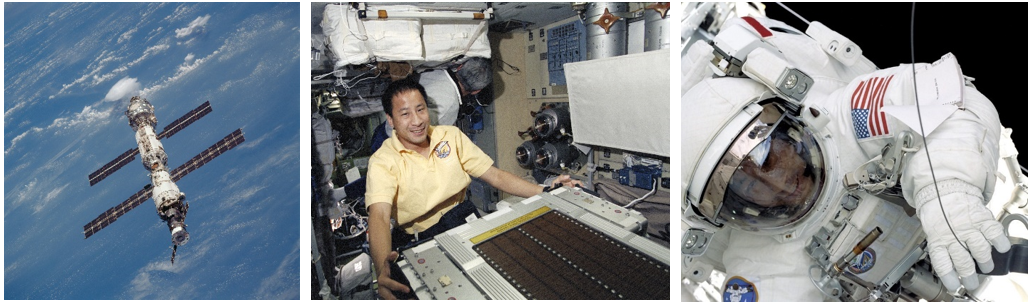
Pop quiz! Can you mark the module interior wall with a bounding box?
[489,31,561,200]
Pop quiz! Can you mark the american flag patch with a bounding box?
[851,75,894,139]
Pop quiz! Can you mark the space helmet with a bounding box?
[683,77,828,237]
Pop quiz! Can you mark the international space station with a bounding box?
[83,96,245,264]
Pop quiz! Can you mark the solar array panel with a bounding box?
[170,128,245,182]
[157,101,212,140]
[82,128,244,239]
[83,186,151,239]
[88,148,139,186]
[87,101,211,186]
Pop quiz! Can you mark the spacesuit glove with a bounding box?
[914,179,1011,293]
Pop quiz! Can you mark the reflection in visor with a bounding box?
[718,114,824,232]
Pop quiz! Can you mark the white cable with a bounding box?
[908,3,967,253]
[623,177,659,209]
[807,264,838,300]
[313,69,343,81]
[338,198,367,239]
[775,2,810,25]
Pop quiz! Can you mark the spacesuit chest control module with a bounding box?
[681,15,1027,302]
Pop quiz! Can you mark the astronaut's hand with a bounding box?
[376,251,411,300]
[915,180,1010,293]
[550,174,583,189]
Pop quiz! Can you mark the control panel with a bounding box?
[547,19,587,86]
[396,187,668,300]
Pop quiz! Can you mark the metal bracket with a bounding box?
[709,44,744,77]
[775,68,813,103]
[844,131,918,194]
[682,228,715,257]
[807,227,834,266]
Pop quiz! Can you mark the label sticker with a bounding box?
[723,276,758,302]
[848,248,877,274]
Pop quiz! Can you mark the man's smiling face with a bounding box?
[386,89,431,151]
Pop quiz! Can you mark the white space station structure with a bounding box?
[126,97,190,245]
[84,96,245,263]
[681,4,1027,302]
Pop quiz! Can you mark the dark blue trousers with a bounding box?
[391,199,480,250]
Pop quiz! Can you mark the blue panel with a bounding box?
[547,20,586,86]
[615,165,663,190]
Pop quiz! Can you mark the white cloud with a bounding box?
[139,48,219,97]
[104,77,141,101]
[177,59,201,74]
[95,44,169,84]
[184,53,195,63]
[164,4,195,22]
[118,28,138,43]
[145,26,164,42]
[129,272,155,298]
[237,125,277,149]
[220,186,266,210]
[47,38,168,101]
[47,104,114,134]
[44,184,66,201]
[9,89,125,156]
[217,59,278,93]
[142,11,294,98]
[15,179,38,204]
[7,163,31,179]
[175,15,210,39]
[5,100,28,120]
[4,261,20,285]
[144,43,171,54]
[2,176,70,218]
[128,259,188,299]
[218,138,298,192]
[128,234,207,299]
[54,51,122,97]
[5,127,43,155]
[34,183,70,214]
[255,242,300,299]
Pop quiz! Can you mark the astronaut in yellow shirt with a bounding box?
[365,78,580,299]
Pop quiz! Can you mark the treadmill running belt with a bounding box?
[473,211,668,299]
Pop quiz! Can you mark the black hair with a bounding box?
[381,77,429,117]
[455,56,492,93]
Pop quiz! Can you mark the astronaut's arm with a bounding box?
[367,202,409,299]
[900,84,1011,292]
[478,166,581,197]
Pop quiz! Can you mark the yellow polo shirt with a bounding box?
[365,125,493,234]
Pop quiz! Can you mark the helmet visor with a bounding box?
[709,104,825,232]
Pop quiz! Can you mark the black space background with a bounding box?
[764,2,1027,169]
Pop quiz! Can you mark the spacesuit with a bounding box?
[419,69,462,127]
[682,16,1011,301]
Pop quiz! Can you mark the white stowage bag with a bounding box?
[321,4,423,67]
[422,20,491,66]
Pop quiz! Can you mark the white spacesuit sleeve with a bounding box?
[900,83,1011,292]
[681,40,715,96]
[900,84,1002,205]
[419,69,461,126]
